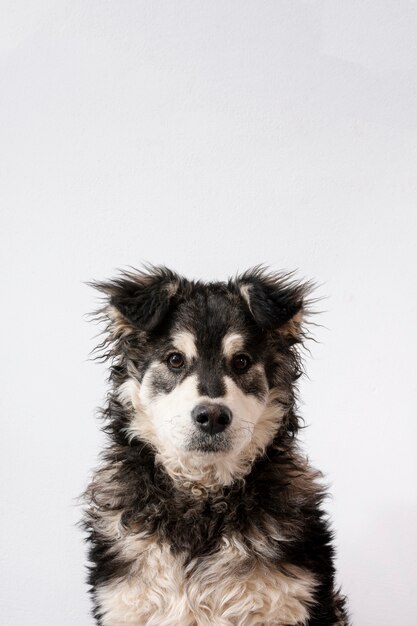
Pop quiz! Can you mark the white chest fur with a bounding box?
[95,534,316,626]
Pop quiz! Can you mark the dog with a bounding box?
[83,265,348,625]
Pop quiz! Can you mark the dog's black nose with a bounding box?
[191,403,232,435]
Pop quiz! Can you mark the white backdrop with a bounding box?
[1,2,417,625]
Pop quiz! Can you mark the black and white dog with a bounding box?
[83,265,348,625]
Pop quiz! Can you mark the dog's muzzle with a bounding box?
[191,403,232,435]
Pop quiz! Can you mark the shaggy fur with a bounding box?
[83,265,349,625]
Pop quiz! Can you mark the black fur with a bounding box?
[83,265,349,625]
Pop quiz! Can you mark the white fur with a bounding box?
[118,371,285,489]
[124,367,260,451]
[96,534,316,626]
[95,541,193,626]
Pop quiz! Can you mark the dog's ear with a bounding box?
[91,266,182,333]
[236,267,311,340]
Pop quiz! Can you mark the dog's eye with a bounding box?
[167,352,185,370]
[231,353,251,373]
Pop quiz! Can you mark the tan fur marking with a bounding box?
[171,330,198,359]
[279,309,304,338]
[239,284,253,314]
[107,304,136,337]
[165,280,179,298]
[222,332,246,358]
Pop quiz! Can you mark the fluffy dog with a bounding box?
[83,265,348,625]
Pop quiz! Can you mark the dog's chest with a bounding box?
[96,534,316,626]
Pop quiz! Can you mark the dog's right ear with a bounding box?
[90,266,182,334]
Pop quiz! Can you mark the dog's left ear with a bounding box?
[236,267,310,341]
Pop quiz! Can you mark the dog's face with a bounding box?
[95,267,308,478]
[134,293,271,457]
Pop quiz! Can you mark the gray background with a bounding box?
[1,2,416,624]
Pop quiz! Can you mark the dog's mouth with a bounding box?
[186,432,231,454]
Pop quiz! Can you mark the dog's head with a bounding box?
[92,266,311,484]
